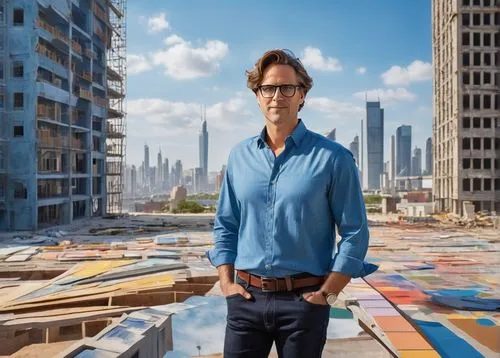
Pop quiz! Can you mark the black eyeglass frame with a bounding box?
[253,84,305,98]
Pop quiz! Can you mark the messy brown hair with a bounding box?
[246,49,313,111]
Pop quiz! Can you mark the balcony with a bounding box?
[94,96,107,108]
[71,137,86,151]
[37,43,69,68]
[73,87,92,101]
[94,26,107,45]
[74,70,92,83]
[71,40,82,55]
[36,18,69,45]
[92,3,109,25]
[84,48,96,59]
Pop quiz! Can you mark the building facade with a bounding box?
[432,0,499,214]
[396,125,412,176]
[412,147,422,176]
[0,0,126,230]
[362,101,384,190]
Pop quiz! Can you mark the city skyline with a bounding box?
[125,1,433,171]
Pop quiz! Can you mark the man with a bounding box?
[207,49,377,358]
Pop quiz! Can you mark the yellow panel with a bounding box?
[400,350,440,358]
[68,260,136,279]
[106,274,175,291]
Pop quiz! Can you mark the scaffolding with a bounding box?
[105,0,126,214]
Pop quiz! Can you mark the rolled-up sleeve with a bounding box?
[206,155,240,268]
[328,150,378,278]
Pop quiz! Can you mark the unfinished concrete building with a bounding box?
[432,0,500,215]
[0,0,126,230]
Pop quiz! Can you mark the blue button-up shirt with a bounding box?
[207,120,377,278]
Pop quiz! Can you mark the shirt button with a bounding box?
[265,264,271,270]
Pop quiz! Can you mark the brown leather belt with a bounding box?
[237,270,325,292]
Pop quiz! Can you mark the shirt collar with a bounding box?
[257,119,307,148]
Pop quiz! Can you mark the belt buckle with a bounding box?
[260,277,276,292]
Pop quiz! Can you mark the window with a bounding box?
[463,0,470,5]
[463,94,470,109]
[473,94,480,109]
[473,158,481,169]
[484,72,491,84]
[13,62,23,78]
[484,159,491,169]
[463,137,471,150]
[463,117,471,128]
[496,138,500,150]
[495,33,500,47]
[484,33,491,47]
[463,72,470,84]
[0,94,4,108]
[463,32,470,46]
[13,125,24,137]
[484,53,491,65]
[463,13,470,26]
[473,52,481,66]
[484,178,491,191]
[473,137,481,150]
[14,93,23,109]
[14,182,27,199]
[0,61,3,79]
[13,8,23,26]
[484,117,491,128]
[496,94,499,110]
[463,158,471,169]
[484,94,491,109]
[496,159,500,169]
[473,178,481,191]
[463,178,471,191]
[473,71,480,85]
[495,12,500,26]
[484,137,492,149]
[463,53,470,66]
[473,117,481,128]
[473,32,481,46]
[484,13,490,25]
[473,0,480,5]
[484,0,490,5]
[495,178,500,191]
[473,13,481,25]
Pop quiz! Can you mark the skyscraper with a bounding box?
[432,0,499,214]
[361,102,384,190]
[389,135,395,190]
[131,165,137,197]
[157,147,162,186]
[199,111,208,192]
[425,137,432,175]
[163,158,169,189]
[144,144,150,185]
[349,135,359,164]
[412,147,422,176]
[0,0,126,230]
[175,160,183,186]
[325,128,336,141]
[396,125,412,176]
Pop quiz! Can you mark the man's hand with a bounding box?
[221,282,252,300]
[302,290,328,305]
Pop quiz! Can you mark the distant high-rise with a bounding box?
[396,125,412,176]
[163,158,169,189]
[131,165,137,197]
[157,147,162,185]
[349,135,359,164]
[325,128,336,141]
[412,147,422,176]
[432,0,499,214]
[425,137,432,175]
[144,144,150,184]
[362,102,384,190]
[389,135,395,189]
[199,109,208,192]
[175,160,183,186]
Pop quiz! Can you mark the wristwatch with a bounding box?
[321,290,338,305]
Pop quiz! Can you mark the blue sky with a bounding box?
[126,0,433,172]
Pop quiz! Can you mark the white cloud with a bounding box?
[127,94,255,136]
[164,34,186,46]
[381,60,432,86]
[301,47,342,72]
[127,54,152,75]
[307,97,364,118]
[152,37,229,80]
[356,67,367,75]
[352,88,417,102]
[147,12,170,33]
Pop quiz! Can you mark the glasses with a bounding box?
[255,84,304,98]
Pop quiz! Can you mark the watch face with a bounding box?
[326,293,337,305]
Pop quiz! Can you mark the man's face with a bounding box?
[256,64,304,128]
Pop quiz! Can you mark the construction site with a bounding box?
[0,0,126,231]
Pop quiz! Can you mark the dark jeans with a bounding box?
[224,277,330,358]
